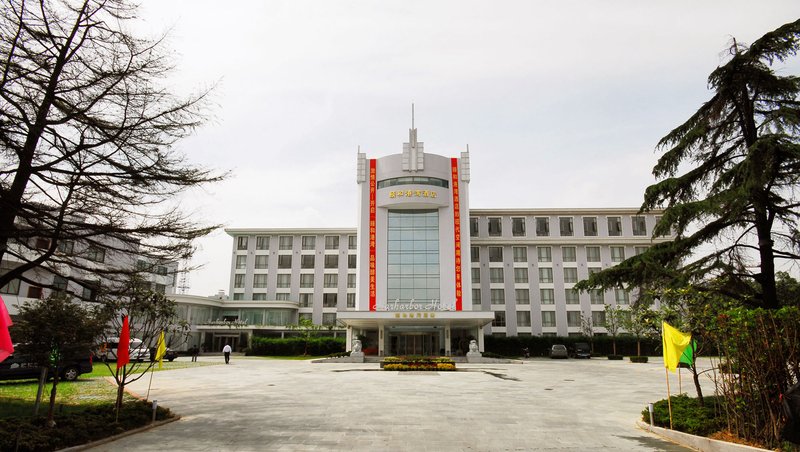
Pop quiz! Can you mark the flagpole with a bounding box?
[662,324,674,429]
[146,363,155,401]
[678,366,682,394]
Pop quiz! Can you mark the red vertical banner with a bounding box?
[451,158,462,311]
[369,159,377,311]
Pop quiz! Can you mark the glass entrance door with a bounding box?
[391,333,439,356]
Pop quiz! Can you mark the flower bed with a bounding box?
[381,356,456,371]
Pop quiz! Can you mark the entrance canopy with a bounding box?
[336,310,494,330]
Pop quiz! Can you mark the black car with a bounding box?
[573,342,591,359]
[0,353,93,381]
[149,347,178,362]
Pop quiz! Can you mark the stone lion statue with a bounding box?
[468,339,479,353]
[352,339,362,353]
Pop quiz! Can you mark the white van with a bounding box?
[96,337,149,362]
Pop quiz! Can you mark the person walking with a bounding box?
[222,343,232,364]
[191,345,199,362]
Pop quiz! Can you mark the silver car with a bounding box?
[549,344,568,359]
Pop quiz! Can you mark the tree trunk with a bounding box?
[612,339,617,355]
[46,371,60,426]
[637,339,641,357]
[691,362,704,407]
[33,367,47,415]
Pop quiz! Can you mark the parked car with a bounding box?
[573,342,591,359]
[95,337,149,362]
[549,344,569,359]
[149,347,178,362]
[0,353,93,381]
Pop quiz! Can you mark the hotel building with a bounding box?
[175,126,672,355]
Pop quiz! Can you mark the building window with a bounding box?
[86,246,105,263]
[538,268,553,283]
[301,236,316,250]
[492,311,506,327]
[299,274,314,288]
[562,246,576,262]
[278,255,292,269]
[469,217,479,237]
[232,293,244,301]
[347,273,356,288]
[279,236,293,250]
[255,255,268,269]
[563,268,578,284]
[586,246,601,262]
[540,288,554,304]
[559,217,573,236]
[234,274,245,288]
[535,217,549,236]
[347,293,355,308]
[322,313,337,326]
[512,217,526,237]
[256,236,269,250]
[488,217,502,237]
[583,217,598,236]
[301,255,315,269]
[325,236,339,250]
[1,277,21,295]
[323,293,337,307]
[470,246,480,263]
[516,289,530,305]
[654,215,668,237]
[490,289,505,305]
[632,216,647,236]
[590,289,605,304]
[488,247,503,263]
[57,240,74,254]
[299,293,313,307]
[235,255,247,269]
[323,274,338,288]
[348,255,357,269]
[53,275,68,293]
[615,289,630,305]
[155,265,168,275]
[567,311,581,327]
[253,274,268,288]
[237,236,248,250]
[610,246,625,262]
[270,293,286,301]
[541,311,556,327]
[516,311,531,327]
[81,281,98,301]
[154,283,166,294]
[471,268,480,284]
[512,247,527,263]
[253,293,267,301]
[324,255,338,269]
[588,267,602,276]
[608,217,622,236]
[348,235,357,250]
[537,246,551,263]
[472,289,481,305]
[489,268,504,283]
[592,311,606,326]
[298,313,312,323]
[514,268,528,284]
[565,288,580,304]
[635,246,649,256]
[277,274,291,288]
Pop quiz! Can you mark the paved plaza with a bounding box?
[88,356,715,451]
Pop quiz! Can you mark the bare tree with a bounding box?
[0,0,223,293]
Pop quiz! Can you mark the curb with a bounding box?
[635,420,770,452]
[58,415,181,451]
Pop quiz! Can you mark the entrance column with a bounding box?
[378,324,385,357]
[444,324,451,356]
[346,326,353,352]
[477,326,485,352]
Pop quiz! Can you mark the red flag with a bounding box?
[0,295,13,363]
[116,316,130,369]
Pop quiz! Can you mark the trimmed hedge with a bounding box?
[642,395,724,436]
[629,356,649,363]
[248,336,346,356]
[484,335,661,357]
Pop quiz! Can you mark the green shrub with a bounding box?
[642,395,723,436]
[607,354,624,360]
[249,336,345,356]
[629,356,649,363]
[484,334,661,357]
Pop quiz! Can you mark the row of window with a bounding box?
[472,267,604,284]
[472,287,629,305]
[31,238,107,263]
[232,292,358,309]
[471,245,648,263]
[473,216,654,238]
[234,273,357,289]
[236,235,357,251]
[235,254,357,270]
[493,310,611,328]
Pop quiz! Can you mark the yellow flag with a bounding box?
[662,322,691,372]
[155,331,166,369]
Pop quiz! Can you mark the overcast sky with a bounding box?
[135,1,800,296]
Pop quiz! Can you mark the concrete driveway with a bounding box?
[88,356,711,451]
